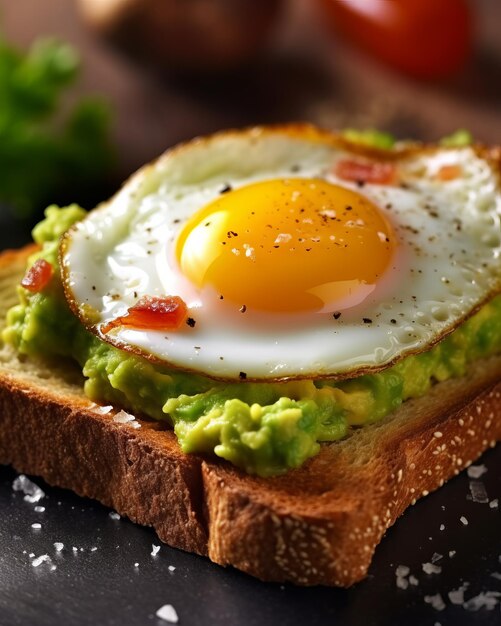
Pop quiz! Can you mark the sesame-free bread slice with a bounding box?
[1,246,501,586]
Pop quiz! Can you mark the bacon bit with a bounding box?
[436,164,462,181]
[335,159,396,185]
[21,259,54,292]
[101,296,188,334]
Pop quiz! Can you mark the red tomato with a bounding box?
[319,0,473,79]
[21,259,54,293]
[101,296,188,334]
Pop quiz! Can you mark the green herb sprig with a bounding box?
[0,35,113,216]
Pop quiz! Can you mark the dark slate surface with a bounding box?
[0,447,500,625]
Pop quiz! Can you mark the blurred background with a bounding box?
[0,0,500,240]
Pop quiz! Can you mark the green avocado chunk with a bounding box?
[4,206,501,476]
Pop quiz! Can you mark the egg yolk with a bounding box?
[176,178,395,313]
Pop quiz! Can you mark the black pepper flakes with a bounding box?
[220,184,232,194]
[390,319,397,324]
[186,317,196,328]
[363,318,372,324]
[239,305,247,313]
[239,371,247,380]
[333,312,341,320]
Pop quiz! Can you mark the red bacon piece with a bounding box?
[101,295,188,334]
[436,164,462,181]
[21,259,54,293]
[335,159,396,185]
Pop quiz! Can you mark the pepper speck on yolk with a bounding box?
[176,178,395,313]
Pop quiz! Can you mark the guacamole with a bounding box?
[4,206,501,476]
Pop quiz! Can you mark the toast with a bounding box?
[1,245,501,586]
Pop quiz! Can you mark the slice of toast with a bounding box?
[1,246,500,586]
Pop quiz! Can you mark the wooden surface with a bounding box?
[1,0,501,182]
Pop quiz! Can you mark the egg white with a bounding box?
[60,128,501,380]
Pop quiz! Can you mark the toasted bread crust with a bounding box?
[0,247,500,586]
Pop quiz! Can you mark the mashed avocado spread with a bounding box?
[4,205,501,476]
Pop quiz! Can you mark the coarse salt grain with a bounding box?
[12,475,45,503]
[467,464,487,479]
[34,506,45,513]
[151,544,161,556]
[489,499,499,509]
[422,562,442,575]
[490,572,501,581]
[32,555,49,567]
[112,409,141,428]
[156,604,179,623]
[409,575,419,586]
[395,565,410,577]
[460,516,468,526]
[469,480,489,504]
[448,583,469,605]
[449,551,456,558]
[168,565,176,572]
[463,591,501,611]
[431,553,443,564]
[32,554,56,571]
[96,405,113,414]
[396,576,408,590]
[53,542,64,552]
[424,594,446,611]
[439,524,445,531]
[109,512,121,520]
[31,523,41,530]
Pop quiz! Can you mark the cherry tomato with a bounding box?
[319,0,473,79]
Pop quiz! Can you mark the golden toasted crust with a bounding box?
[0,247,500,586]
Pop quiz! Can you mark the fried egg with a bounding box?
[60,125,501,381]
